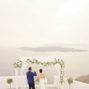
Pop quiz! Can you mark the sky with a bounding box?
[0,0,89,47]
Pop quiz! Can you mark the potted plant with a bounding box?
[7,78,13,89]
[67,77,73,89]
[35,77,39,82]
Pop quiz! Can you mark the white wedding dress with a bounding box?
[39,78,46,89]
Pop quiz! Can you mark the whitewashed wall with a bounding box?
[0,76,28,89]
[63,79,89,89]
[0,76,89,89]
[0,76,55,89]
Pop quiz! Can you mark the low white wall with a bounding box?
[72,80,89,89]
[0,76,28,89]
[0,76,89,89]
[0,76,15,89]
[0,76,55,89]
[63,79,89,89]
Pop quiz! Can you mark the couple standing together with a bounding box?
[26,67,46,89]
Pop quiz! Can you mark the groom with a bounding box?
[26,67,37,89]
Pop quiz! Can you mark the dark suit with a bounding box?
[26,71,37,89]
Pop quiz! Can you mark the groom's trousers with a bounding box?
[29,83,35,89]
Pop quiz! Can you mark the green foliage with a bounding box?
[7,78,13,88]
[13,59,22,68]
[35,77,39,82]
[67,77,73,85]
[67,77,73,89]
[60,59,65,84]
[14,58,64,68]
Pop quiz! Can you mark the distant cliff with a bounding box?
[76,74,89,84]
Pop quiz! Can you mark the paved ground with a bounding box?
[8,87,57,89]
[8,87,58,89]
[36,87,57,89]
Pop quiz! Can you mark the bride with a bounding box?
[38,69,46,89]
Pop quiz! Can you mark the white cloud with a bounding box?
[57,0,89,17]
